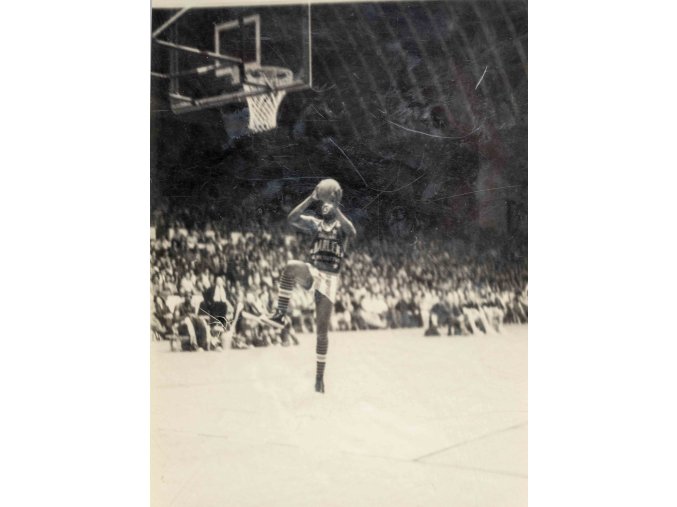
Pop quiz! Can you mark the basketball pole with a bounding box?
[308,3,312,89]
[154,39,242,64]
[152,7,190,39]
[238,15,246,86]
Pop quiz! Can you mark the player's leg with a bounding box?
[265,260,312,328]
[314,291,333,394]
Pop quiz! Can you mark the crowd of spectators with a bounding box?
[150,205,528,349]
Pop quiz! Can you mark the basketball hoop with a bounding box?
[242,66,294,132]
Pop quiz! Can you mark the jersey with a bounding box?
[292,214,347,274]
[309,219,347,273]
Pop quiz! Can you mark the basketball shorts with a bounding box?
[306,263,340,303]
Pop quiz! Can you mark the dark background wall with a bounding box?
[151,0,527,244]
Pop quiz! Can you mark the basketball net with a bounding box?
[242,66,294,133]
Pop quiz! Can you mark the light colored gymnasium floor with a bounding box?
[151,325,527,507]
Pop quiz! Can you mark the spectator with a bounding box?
[152,295,173,339]
[481,289,506,333]
[174,315,223,351]
[332,291,352,331]
[359,288,388,329]
[173,293,196,324]
[447,291,466,336]
[197,269,212,292]
[202,276,232,326]
[510,290,528,323]
[179,272,196,296]
[419,288,437,333]
[162,274,178,298]
[150,204,528,345]
[424,295,445,337]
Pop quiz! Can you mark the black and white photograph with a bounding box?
[150,0,527,505]
[7,1,677,506]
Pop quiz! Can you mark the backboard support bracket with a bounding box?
[151,5,312,117]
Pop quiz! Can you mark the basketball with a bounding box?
[315,178,342,203]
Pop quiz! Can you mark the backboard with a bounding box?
[151,5,312,114]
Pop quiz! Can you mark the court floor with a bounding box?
[151,325,527,507]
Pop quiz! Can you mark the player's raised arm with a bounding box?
[288,188,320,232]
[335,207,357,238]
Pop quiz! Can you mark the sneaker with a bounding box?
[261,310,287,330]
[315,378,325,394]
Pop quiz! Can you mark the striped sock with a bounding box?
[316,333,328,380]
[276,269,296,315]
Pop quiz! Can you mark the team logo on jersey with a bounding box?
[310,222,344,272]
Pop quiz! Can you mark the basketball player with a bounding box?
[263,182,356,393]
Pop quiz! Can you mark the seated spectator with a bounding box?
[299,290,315,333]
[385,292,400,328]
[394,294,412,328]
[359,289,388,329]
[186,229,198,251]
[428,293,450,335]
[331,291,352,331]
[245,290,273,347]
[348,289,365,329]
[151,314,165,341]
[197,269,212,292]
[460,291,487,334]
[481,289,505,333]
[447,292,466,336]
[152,295,173,340]
[233,295,259,348]
[179,272,196,295]
[172,294,197,340]
[257,326,277,347]
[231,334,249,349]
[209,254,226,278]
[173,293,197,327]
[151,203,528,339]
[162,274,178,297]
[202,276,232,326]
[238,291,297,347]
[172,315,223,352]
[510,290,528,323]
[289,292,305,334]
[411,291,424,328]
[423,313,441,336]
[419,289,437,333]
[258,286,274,314]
